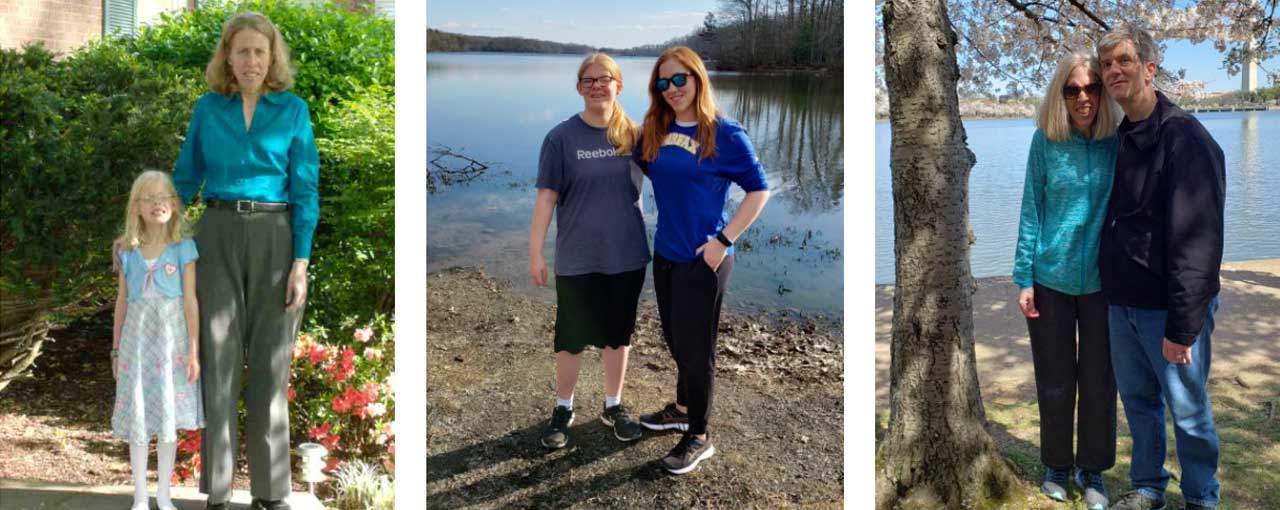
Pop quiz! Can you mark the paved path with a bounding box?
[0,479,325,510]
[876,258,1280,407]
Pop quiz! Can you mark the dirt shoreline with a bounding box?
[427,267,844,509]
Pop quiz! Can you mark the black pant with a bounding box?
[653,252,733,436]
[1027,283,1117,471]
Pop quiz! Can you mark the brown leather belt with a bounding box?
[206,199,289,213]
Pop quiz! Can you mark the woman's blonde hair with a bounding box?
[641,46,721,162]
[205,11,294,95]
[1036,53,1118,142]
[578,53,638,155]
[119,170,185,250]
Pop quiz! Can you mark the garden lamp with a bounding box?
[297,442,329,493]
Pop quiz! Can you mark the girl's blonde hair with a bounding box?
[578,53,639,155]
[205,11,295,95]
[1036,53,1119,142]
[119,170,185,250]
[641,46,721,163]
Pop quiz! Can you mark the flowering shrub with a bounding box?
[173,318,395,483]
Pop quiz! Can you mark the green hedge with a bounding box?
[1,0,393,353]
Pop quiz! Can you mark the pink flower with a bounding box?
[366,402,387,418]
[307,344,328,365]
[287,387,296,401]
[353,327,374,343]
[324,457,342,472]
[308,423,332,440]
[363,348,383,362]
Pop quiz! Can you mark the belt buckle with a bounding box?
[235,200,253,213]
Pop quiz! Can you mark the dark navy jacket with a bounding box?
[1100,91,1225,345]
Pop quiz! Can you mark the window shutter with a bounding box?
[103,0,137,37]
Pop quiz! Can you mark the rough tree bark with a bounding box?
[876,0,1020,508]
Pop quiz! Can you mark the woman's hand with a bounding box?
[1017,287,1040,318]
[285,260,309,312]
[186,357,201,382]
[696,237,729,272]
[529,253,549,287]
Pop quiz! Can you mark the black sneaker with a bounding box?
[601,403,643,441]
[1108,490,1166,510]
[1074,469,1109,510]
[540,405,574,449]
[640,403,689,432]
[659,432,715,474]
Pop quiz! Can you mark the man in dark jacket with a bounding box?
[1096,25,1226,510]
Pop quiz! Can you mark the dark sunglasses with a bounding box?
[1062,83,1103,99]
[655,73,690,92]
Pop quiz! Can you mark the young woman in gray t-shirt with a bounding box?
[528,53,651,449]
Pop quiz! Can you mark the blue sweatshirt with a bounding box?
[1012,128,1117,296]
[638,117,769,263]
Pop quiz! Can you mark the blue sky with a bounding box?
[1163,39,1278,93]
[427,0,719,49]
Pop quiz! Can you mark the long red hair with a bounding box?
[641,46,720,163]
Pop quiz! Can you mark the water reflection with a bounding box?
[426,53,846,315]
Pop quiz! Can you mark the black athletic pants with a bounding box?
[1027,282,1117,471]
[653,252,733,436]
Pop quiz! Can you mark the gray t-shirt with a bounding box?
[536,114,651,276]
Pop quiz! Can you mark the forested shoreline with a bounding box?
[428,0,843,72]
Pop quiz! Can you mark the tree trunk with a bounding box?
[876,0,1019,508]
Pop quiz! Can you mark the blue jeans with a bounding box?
[1109,296,1220,508]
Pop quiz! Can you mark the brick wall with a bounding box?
[0,0,103,55]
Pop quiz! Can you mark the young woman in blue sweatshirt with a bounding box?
[1012,52,1119,510]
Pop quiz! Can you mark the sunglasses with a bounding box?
[655,73,690,92]
[1062,83,1103,100]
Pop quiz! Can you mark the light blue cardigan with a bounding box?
[1012,128,1117,296]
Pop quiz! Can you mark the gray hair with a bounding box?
[1098,24,1160,65]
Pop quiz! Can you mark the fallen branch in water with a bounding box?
[428,145,489,192]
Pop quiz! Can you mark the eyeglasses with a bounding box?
[1062,83,1103,100]
[136,193,175,205]
[655,73,690,92]
[578,76,615,88]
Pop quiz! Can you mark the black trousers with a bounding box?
[1026,282,1117,471]
[653,252,733,436]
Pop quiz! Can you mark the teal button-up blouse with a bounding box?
[173,91,320,259]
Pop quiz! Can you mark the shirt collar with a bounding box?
[220,90,287,106]
[1118,90,1170,151]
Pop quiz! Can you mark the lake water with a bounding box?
[875,111,1280,284]
[427,52,844,316]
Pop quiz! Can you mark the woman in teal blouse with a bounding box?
[171,12,318,510]
[1012,53,1118,510]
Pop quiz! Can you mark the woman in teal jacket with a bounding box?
[1012,52,1118,510]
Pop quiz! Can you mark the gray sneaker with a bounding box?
[1041,466,1071,501]
[1074,469,1109,510]
[600,404,643,442]
[1108,490,1166,510]
[659,433,715,474]
[540,405,574,449]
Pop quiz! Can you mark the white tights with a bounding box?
[130,440,177,510]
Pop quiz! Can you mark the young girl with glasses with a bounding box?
[634,46,770,474]
[529,52,651,449]
[111,170,204,510]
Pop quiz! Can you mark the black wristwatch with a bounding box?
[715,231,733,248]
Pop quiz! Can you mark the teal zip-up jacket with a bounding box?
[1012,128,1117,295]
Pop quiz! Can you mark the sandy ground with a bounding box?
[876,258,1280,509]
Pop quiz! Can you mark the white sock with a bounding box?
[605,394,621,408]
[130,442,149,509]
[156,441,177,508]
[556,395,573,410]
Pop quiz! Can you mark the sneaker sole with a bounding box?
[599,414,642,442]
[540,414,574,448]
[640,420,689,432]
[664,444,715,475]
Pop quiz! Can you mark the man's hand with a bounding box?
[285,260,309,312]
[1163,338,1192,365]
